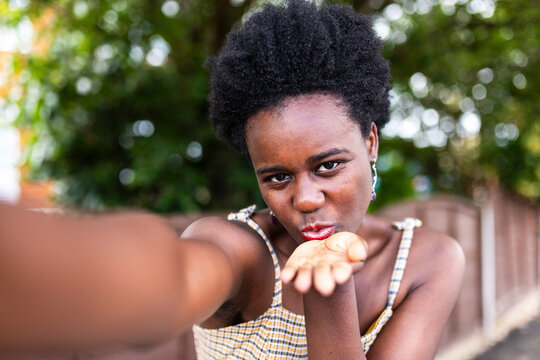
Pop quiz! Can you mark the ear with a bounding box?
[365,123,379,162]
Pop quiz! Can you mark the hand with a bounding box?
[281,232,368,296]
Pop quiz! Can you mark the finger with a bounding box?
[294,264,313,294]
[282,256,308,284]
[314,262,335,296]
[347,239,368,262]
[351,261,365,273]
[332,261,353,284]
[281,263,300,284]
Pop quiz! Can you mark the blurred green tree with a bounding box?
[373,0,539,210]
[1,0,538,212]
[4,0,264,212]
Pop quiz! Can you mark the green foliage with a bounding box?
[5,0,263,212]
[375,0,540,205]
[2,0,539,212]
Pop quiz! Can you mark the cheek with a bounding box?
[334,168,372,216]
[259,185,286,211]
[340,167,372,200]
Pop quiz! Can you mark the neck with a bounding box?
[254,211,299,259]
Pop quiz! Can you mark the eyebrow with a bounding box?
[255,148,351,176]
[307,148,351,163]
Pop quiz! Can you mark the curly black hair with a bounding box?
[207,0,391,155]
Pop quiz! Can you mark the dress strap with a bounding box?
[227,205,283,308]
[387,217,422,308]
[360,217,422,353]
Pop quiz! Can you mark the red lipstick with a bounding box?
[300,224,336,241]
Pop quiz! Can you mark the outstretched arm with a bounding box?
[0,203,235,352]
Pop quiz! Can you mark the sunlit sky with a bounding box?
[0,125,20,203]
[0,4,32,203]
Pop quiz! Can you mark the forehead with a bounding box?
[245,94,363,164]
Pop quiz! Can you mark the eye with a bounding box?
[316,161,340,173]
[268,173,291,183]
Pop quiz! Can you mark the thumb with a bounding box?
[347,238,368,262]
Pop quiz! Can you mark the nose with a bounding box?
[292,174,324,213]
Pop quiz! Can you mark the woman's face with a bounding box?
[245,94,378,245]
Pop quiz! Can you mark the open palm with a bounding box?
[281,232,368,296]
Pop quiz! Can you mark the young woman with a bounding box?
[0,1,465,359]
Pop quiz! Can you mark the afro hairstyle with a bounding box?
[206,0,391,155]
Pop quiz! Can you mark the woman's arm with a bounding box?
[281,232,368,359]
[0,203,236,352]
[303,279,366,360]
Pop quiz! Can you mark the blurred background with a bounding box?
[0,0,539,359]
[0,0,537,213]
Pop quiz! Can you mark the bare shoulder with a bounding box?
[360,219,466,357]
[180,216,266,252]
[407,225,465,289]
[182,215,253,243]
[182,215,271,266]
[362,214,464,287]
[181,215,274,300]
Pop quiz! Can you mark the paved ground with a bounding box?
[476,315,540,359]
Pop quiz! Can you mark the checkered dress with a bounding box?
[193,205,420,359]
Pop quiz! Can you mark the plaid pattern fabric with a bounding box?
[193,206,420,359]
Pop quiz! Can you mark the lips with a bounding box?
[300,224,336,241]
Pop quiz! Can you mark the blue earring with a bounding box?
[371,161,378,201]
